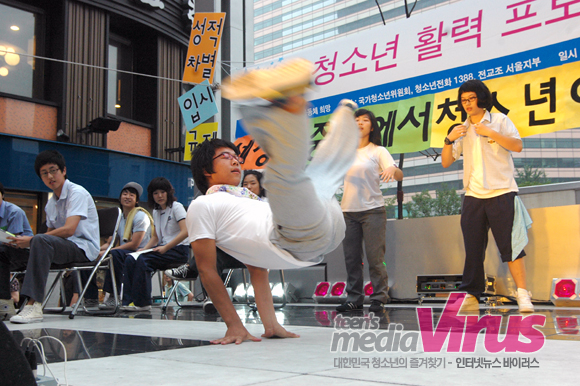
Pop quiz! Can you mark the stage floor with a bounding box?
[6,302,579,385]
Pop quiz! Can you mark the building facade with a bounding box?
[0,0,253,229]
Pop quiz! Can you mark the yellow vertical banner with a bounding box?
[184,122,218,161]
[182,13,226,85]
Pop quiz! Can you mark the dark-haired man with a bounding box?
[10,150,100,323]
[441,79,533,313]
[186,58,359,344]
[0,182,34,319]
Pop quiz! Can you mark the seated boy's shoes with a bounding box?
[458,294,480,314]
[336,302,363,312]
[516,288,534,313]
[369,300,385,313]
[222,58,312,101]
[0,299,16,319]
[10,302,43,324]
[98,297,117,310]
[165,264,198,280]
[121,303,151,312]
[83,299,99,308]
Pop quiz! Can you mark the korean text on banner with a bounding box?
[178,80,218,131]
[183,12,226,85]
[277,0,580,154]
[184,122,219,162]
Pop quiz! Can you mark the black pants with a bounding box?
[459,192,525,299]
[0,245,29,300]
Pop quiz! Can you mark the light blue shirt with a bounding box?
[118,210,151,250]
[164,282,192,302]
[0,200,33,236]
[45,179,100,261]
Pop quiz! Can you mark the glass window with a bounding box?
[107,35,133,119]
[4,191,40,234]
[0,3,40,98]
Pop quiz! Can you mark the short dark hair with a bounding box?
[355,109,382,146]
[119,187,140,207]
[34,150,66,178]
[147,177,177,209]
[190,139,239,194]
[457,79,493,113]
[0,182,4,197]
[242,170,266,198]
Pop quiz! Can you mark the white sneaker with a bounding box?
[10,302,43,324]
[222,58,312,101]
[0,298,16,320]
[458,294,480,314]
[98,297,118,309]
[121,304,151,312]
[516,288,534,313]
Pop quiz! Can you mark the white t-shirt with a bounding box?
[453,111,520,197]
[341,143,396,212]
[118,211,151,250]
[186,192,318,269]
[153,202,187,246]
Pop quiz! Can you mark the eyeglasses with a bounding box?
[40,167,60,178]
[461,96,477,105]
[213,152,244,164]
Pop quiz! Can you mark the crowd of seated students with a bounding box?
[0,149,210,322]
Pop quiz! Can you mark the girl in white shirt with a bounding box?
[337,109,403,313]
[121,177,189,311]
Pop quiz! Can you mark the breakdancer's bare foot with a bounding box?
[262,323,300,339]
[222,58,312,101]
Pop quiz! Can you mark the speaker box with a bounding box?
[87,117,122,133]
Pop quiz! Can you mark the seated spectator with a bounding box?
[163,274,193,303]
[99,182,152,309]
[242,170,267,200]
[10,151,100,324]
[119,177,188,312]
[0,182,34,319]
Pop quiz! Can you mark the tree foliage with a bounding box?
[515,165,551,187]
[384,196,397,218]
[405,191,434,218]
[405,184,462,218]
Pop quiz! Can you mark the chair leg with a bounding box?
[274,270,287,310]
[242,269,258,312]
[110,257,120,314]
[162,282,179,311]
[223,269,234,287]
[42,271,64,310]
[70,259,119,319]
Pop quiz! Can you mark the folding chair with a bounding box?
[162,263,287,312]
[42,207,123,319]
[224,268,287,311]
